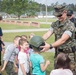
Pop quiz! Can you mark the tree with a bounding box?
[27,1,40,17]
[12,0,28,19]
[1,0,28,20]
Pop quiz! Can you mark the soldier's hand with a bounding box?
[40,42,50,52]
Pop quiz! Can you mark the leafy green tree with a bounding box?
[12,0,28,19]
[1,0,28,19]
[27,1,40,17]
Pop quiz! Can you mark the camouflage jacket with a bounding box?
[51,18,76,49]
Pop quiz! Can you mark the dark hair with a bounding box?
[56,53,71,69]
[67,10,73,16]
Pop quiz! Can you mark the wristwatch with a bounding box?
[50,44,53,49]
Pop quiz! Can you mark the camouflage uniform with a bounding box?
[4,61,17,75]
[52,5,76,74]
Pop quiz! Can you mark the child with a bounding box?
[0,27,5,75]
[1,35,21,75]
[21,35,33,55]
[21,35,29,54]
[18,38,30,75]
[29,33,35,40]
[50,53,73,75]
[29,36,50,75]
[21,35,27,40]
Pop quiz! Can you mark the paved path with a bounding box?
[3,28,48,33]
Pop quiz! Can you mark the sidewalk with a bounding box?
[3,28,48,33]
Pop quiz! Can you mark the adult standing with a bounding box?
[0,15,5,75]
[41,5,76,74]
[67,10,76,39]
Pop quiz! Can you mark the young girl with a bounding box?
[29,36,50,75]
[50,53,73,75]
[18,38,30,75]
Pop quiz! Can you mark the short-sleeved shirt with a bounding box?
[18,51,29,75]
[30,53,45,75]
[50,18,76,49]
[3,44,19,62]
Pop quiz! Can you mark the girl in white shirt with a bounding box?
[50,53,73,75]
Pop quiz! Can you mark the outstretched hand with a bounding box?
[1,67,5,72]
[40,42,50,52]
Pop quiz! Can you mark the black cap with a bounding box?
[67,10,73,16]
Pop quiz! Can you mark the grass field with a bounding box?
[2,52,54,75]
[8,17,57,22]
[0,18,56,75]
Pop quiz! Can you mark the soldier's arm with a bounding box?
[52,33,70,47]
[43,27,53,40]
[40,31,72,52]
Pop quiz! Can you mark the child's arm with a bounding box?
[40,60,50,72]
[1,61,8,72]
[20,64,26,75]
[29,61,32,67]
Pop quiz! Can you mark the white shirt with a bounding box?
[18,51,29,75]
[50,69,73,75]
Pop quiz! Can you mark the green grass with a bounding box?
[1,18,55,75]
[1,52,55,75]
[3,32,55,44]
[41,52,54,75]
[8,17,57,22]
[0,17,57,30]
[0,23,50,29]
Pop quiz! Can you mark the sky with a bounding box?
[35,0,76,5]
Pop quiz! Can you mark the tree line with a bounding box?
[0,0,76,19]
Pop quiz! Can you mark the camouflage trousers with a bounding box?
[3,61,17,75]
[69,52,76,75]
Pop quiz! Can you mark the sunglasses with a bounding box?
[56,14,63,17]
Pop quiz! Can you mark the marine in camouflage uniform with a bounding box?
[42,5,76,75]
[51,17,76,70]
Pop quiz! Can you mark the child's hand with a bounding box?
[46,60,50,65]
[1,67,5,72]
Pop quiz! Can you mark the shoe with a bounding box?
[0,73,2,75]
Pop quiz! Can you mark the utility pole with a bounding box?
[45,0,47,23]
